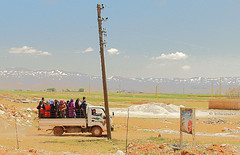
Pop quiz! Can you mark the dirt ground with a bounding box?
[0,98,240,154]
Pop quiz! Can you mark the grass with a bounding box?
[0,90,217,109]
[147,136,166,144]
[38,138,126,154]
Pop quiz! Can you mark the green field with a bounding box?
[0,90,219,109]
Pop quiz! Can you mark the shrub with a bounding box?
[46,88,56,92]
[79,88,84,92]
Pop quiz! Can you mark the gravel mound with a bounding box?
[110,102,184,118]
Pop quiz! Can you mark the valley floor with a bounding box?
[0,92,239,154]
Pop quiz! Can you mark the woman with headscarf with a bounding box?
[75,98,81,118]
[65,100,69,118]
[54,99,60,117]
[59,100,67,118]
[68,98,75,118]
[44,101,51,118]
[50,100,56,118]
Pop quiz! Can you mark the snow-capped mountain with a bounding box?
[0,68,239,94]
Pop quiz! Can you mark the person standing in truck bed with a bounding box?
[37,97,45,118]
[75,98,81,118]
[44,101,51,118]
[54,99,60,117]
[68,98,75,118]
[65,100,69,118]
[50,100,56,118]
[59,100,67,118]
[80,97,87,118]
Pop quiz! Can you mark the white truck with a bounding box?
[38,106,114,137]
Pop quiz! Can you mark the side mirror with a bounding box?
[112,112,114,117]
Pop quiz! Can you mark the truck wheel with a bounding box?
[91,126,102,137]
[53,127,64,136]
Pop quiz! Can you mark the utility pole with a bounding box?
[219,78,222,98]
[89,79,91,95]
[14,109,19,149]
[97,4,111,139]
[119,82,121,94]
[211,81,213,98]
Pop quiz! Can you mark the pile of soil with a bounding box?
[127,143,174,154]
[206,144,235,154]
[126,143,237,155]
[0,146,41,155]
[0,103,34,127]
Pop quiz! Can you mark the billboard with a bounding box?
[180,108,194,134]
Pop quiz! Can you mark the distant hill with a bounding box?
[0,67,239,94]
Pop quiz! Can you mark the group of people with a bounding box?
[36,97,87,118]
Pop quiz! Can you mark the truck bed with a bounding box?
[39,118,87,130]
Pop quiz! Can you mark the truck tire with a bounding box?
[91,126,102,137]
[53,126,64,136]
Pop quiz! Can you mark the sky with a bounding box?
[0,0,240,78]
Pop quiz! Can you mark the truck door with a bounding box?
[88,108,106,130]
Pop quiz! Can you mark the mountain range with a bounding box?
[0,67,239,94]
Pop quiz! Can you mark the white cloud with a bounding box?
[107,48,120,55]
[75,47,94,54]
[82,47,94,53]
[182,65,191,71]
[9,46,52,56]
[152,52,188,60]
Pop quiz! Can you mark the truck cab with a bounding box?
[87,106,114,136]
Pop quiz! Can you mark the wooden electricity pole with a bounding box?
[14,109,19,149]
[119,83,121,94]
[219,78,222,98]
[97,4,112,139]
[89,80,91,95]
[156,84,159,98]
[211,81,213,98]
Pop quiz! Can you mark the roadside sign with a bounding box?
[180,107,195,149]
[181,108,194,134]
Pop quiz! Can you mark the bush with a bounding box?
[46,88,56,92]
[79,88,84,92]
